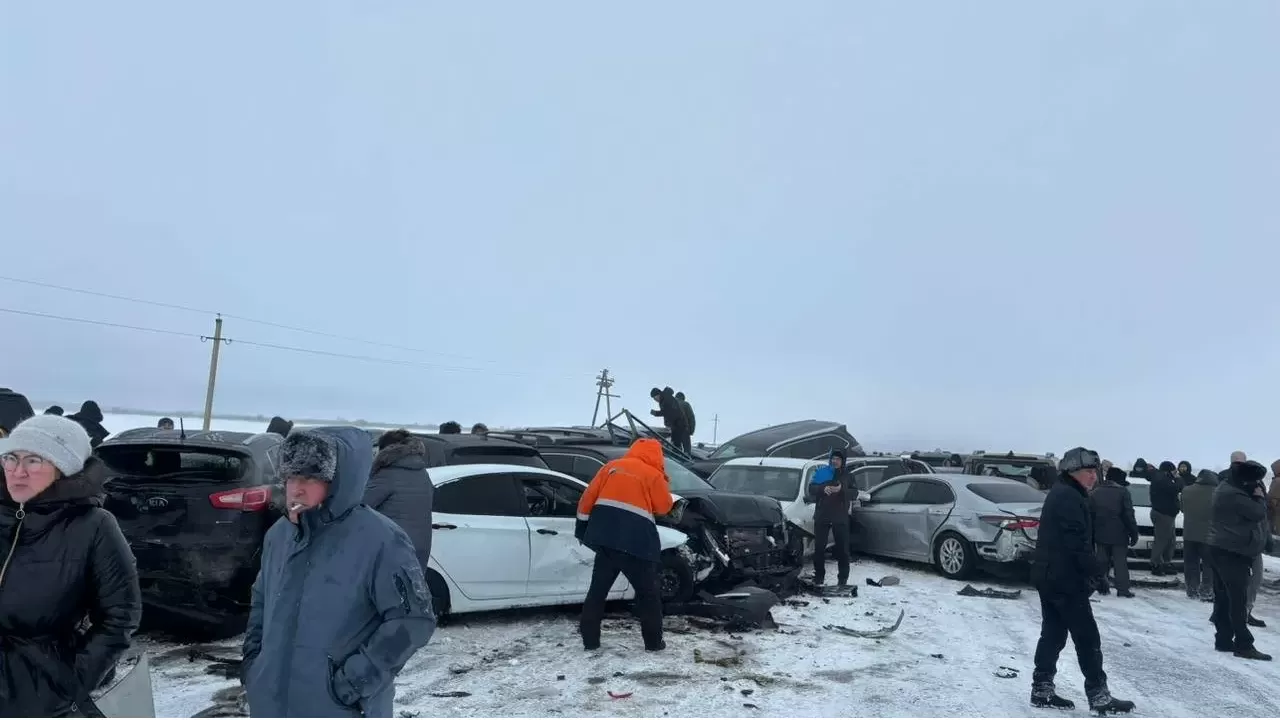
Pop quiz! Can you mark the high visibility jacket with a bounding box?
[575,438,674,562]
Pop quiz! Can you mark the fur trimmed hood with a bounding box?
[372,435,428,475]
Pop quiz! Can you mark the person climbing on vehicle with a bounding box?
[575,437,673,653]
[67,400,109,447]
[0,415,143,717]
[1089,465,1138,598]
[1149,461,1181,576]
[365,429,434,578]
[809,448,852,588]
[1206,457,1271,661]
[675,391,696,438]
[242,427,436,717]
[649,387,691,455]
[1181,469,1219,602]
[1030,447,1134,714]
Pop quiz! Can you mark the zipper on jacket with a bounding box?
[0,504,26,590]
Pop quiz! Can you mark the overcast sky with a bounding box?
[2,1,1277,470]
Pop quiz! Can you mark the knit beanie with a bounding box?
[0,414,93,476]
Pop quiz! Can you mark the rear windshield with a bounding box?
[708,464,802,501]
[97,445,249,482]
[966,482,1047,503]
[449,446,549,468]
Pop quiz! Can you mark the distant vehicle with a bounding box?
[490,428,800,598]
[852,473,1044,579]
[0,387,35,432]
[424,463,706,616]
[689,420,865,479]
[1124,476,1184,566]
[98,428,285,638]
[362,428,549,469]
[908,450,968,473]
[963,451,1059,490]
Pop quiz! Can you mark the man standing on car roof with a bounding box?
[649,387,691,455]
[675,391,696,438]
[576,438,673,653]
[1089,465,1139,598]
[1030,447,1134,714]
[242,427,435,717]
[808,449,852,588]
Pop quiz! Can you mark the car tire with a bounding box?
[934,532,976,580]
[659,550,697,604]
[425,569,451,626]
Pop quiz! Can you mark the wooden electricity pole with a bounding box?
[712,413,720,444]
[201,315,228,431]
[591,369,619,426]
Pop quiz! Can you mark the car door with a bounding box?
[900,480,957,561]
[430,472,531,601]
[519,472,626,599]
[854,480,912,557]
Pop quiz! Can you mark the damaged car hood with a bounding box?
[678,489,785,527]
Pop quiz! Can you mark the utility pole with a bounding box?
[591,368,619,426]
[201,315,229,431]
[712,413,720,444]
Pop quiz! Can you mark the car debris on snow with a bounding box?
[866,575,901,587]
[957,583,1023,600]
[994,666,1019,679]
[429,691,472,698]
[823,608,905,638]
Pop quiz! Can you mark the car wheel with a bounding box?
[934,532,976,580]
[425,569,451,626]
[660,550,696,604]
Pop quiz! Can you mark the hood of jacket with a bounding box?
[626,437,666,474]
[71,400,104,423]
[1177,460,1193,476]
[1195,469,1220,486]
[1105,466,1129,486]
[372,435,428,475]
[1130,458,1149,477]
[1158,461,1177,474]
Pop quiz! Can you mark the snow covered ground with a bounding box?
[140,557,1280,718]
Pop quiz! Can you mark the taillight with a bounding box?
[980,515,1039,531]
[209,485,272,512]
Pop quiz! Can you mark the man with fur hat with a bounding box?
[365,429,434,580]
[1089,465,1139,597]
[1148,461,1182,576]
[1207,456,1271,660]
[1030,447,1134,714]
[243,427,436,717]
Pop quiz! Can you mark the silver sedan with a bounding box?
[851,473,1045,580]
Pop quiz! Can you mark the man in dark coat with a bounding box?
[1029,447,1134,714]
[675,391,696,437]
[66,400,109,448]
[808,449,852,587]
[1181,469,1219,601]
[1149,461,1182,575]
[1206,458,1271,661]
[1089,466,1139,597]
[365,429,434,576]
[243,427,436,716]
[649,387,690,455]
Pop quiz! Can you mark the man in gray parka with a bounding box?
[243,427,436,717]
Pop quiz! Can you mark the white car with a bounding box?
[424,464,707,617]
[1123,477,1184,564]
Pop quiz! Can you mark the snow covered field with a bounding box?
[139,557,1280,718]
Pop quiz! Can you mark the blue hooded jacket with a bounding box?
[243,427,436,718]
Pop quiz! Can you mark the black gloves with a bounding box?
[1128,534,1140,547]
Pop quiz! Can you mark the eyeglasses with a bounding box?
[0,453,51,472]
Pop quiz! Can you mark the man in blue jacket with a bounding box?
[243,427,436,717]
[809,449,852,587]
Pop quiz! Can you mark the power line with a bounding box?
[0,306,580,379]
[0,275,498,364]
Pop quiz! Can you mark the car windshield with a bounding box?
[966,482,1047,503]
[1128,484,1151,507]
[708,464,802,501]
[665,458,713,493]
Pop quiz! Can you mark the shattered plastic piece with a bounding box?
[607,691,633,700]
[957,584,1022,600]
[556,675,566,681]
[741,689,754,696]
[429,691,471,698]
[866,575,901,587]
[447,663,474,675]
[994,669,1018,679]
[587,676,606,685]
[930,653,944,659]
[823,609,905,639]
[744,703,759,710]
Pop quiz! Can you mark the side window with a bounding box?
[852,466,885,491]
[541,453,577,477]
[870,481,911,504]
[905,481,956,505]
[573,456,605,483]
[435,473,524,516]
[521,475,584,518]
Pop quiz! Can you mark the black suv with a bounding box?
[362,429,549,469]
[689,420,865,479]
[492,428,802,598]
[964,451,1058,490]
[98,428,285,638]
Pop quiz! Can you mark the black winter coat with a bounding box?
[650,388,688,434]
[66,401,109,449]
[0,458,142,717]
[679,399,696,436]
[365,438,434,574]
[1089,479,1138,546]
[1149,470,1181,517]
[1031,474,1099,597]
[1207,460,1269,559]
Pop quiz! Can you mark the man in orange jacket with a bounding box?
[575,437,674,652]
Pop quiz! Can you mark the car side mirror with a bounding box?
[857,491,873,504]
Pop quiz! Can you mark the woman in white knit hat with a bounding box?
[0,415,142,717]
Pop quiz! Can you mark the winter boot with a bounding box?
[1088,688,1135,715]
[1031,678,1075,710]
[1233,647,1273,661]
[1116,590,1135,598]
[1247,614,1267,628]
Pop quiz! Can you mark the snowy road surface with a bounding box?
[141,557,1280,718]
